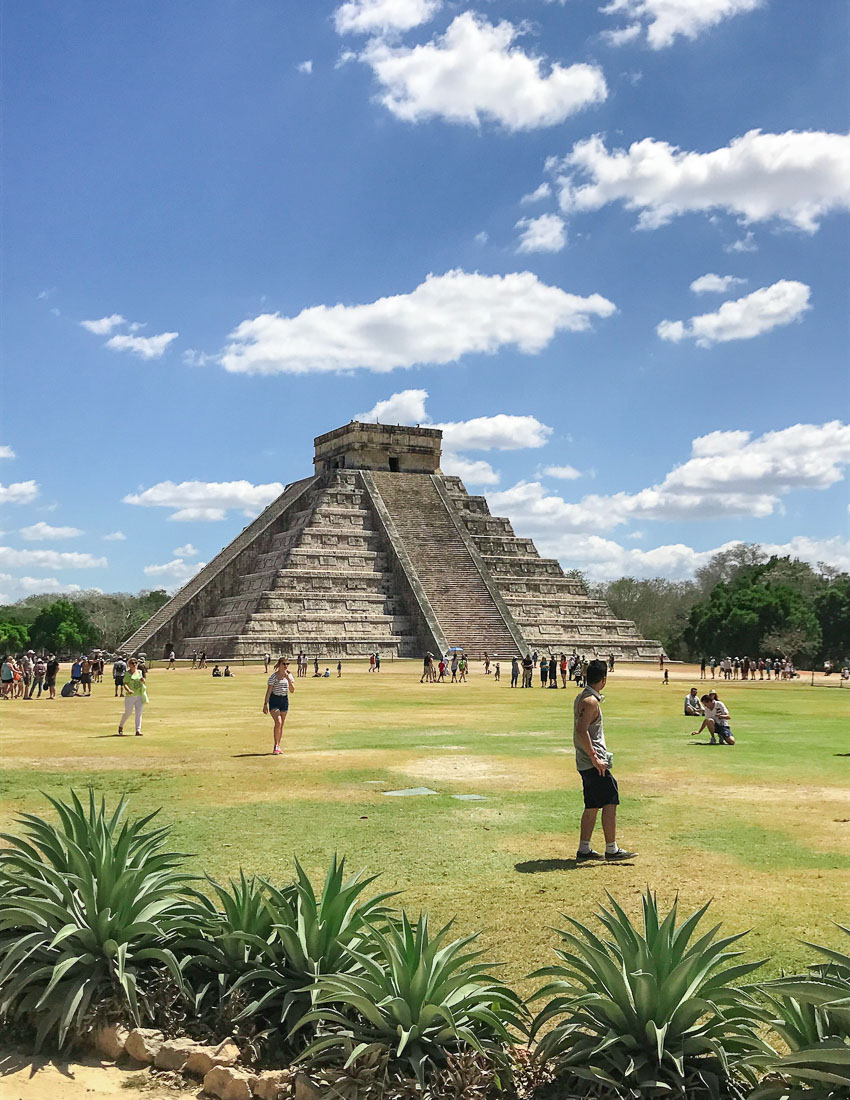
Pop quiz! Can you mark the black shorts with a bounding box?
[268,693,289,712]
[80,673,92,685]
[579,766,620,809]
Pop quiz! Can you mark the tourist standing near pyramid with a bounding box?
[263,658,295,756]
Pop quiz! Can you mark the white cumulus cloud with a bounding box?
[515,213,567,253]
[0,574,85,602]
[601,0,763,49]
[173,543,199,557]
[19,522,83,541]
[106,332,178,359]
[489,420,850,536]
[0,481,38,505]
[543,464,581,480]
[356,390,553,486]
[360,12,607,130]
[441,452,499,486]
[103,530,127,541]
[690,273,747,294]
[357,389,429,424]
[601,23,642,46]
[436,414,552,452]
[520,182,552,205]
[0,547,106,569]
[123,480,284,522]
[334,0,441,34]
[296,59,313,73]
[0,446,15,459]
[552,129,850,232]
[143,557,207,588]
[657,280,810,346]
[529,533,850,582]
[80,314,127,335]
[221,270,616,375]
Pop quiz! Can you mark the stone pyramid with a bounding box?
[122,423,661,661]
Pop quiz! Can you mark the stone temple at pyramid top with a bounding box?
[122,421,661,662]
[313,422,443,475]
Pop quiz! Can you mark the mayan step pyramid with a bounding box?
[122,423,662,661]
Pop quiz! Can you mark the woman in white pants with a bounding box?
[118,657,149,736]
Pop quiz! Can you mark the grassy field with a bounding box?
[1,659,848,993]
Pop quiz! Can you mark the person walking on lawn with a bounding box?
[574,659,637,863]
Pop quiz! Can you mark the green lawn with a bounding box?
[1,660,848,992]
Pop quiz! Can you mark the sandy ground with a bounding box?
[0,1048,196,1100]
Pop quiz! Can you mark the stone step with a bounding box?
[368,472,520,656]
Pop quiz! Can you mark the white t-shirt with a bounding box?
[685,693,702,711]
[704,699,730,725]
[267,671,293,696]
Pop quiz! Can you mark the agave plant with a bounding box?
[531,890,771,1099]
[0,790,195,1049]
[752,925,850,1098]
[295,910,527,1090]
[232,855,398,1036]
[182,871,296,1033]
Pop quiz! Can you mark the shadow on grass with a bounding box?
[515,858,637,873]
[232,752,273,758]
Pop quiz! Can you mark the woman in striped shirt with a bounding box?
[263,657,295,756]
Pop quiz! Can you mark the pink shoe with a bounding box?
[272,746,282,755]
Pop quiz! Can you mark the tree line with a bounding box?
[593,544,849,664]
[0,590,170,655]
[1,545,847,664]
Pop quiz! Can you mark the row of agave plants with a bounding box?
[0,790,848,1099]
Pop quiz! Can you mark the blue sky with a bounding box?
[2,0,848,600]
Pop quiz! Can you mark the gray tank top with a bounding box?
[573,686,607,772]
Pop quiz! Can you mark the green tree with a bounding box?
[813,573,850,662]
[0,620,30,652]
[595,576,698,658]
[684,559,822,662]
[29,599,99,655]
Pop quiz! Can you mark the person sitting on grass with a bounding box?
[224,665,234,677]
[684,687,703,716]
[212,665,222,677]
[691,693,735,745]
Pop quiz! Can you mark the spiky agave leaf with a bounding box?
[231,854,399,1040]
[530,889,769,1099]
[0,789,196,1049]
[295,910,527,1090]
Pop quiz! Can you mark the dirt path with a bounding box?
[0,1048,197,1100]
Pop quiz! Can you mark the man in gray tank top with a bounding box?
[573,659,637,862]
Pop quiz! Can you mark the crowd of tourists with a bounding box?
[418,648,615,688]
[699,655,798,680]
[1,649,150,735]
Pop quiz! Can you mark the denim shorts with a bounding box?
[269,693,289,712]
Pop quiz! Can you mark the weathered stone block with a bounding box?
[125,1027,165,1064]
[94,1022,130,1060]
[155,1036,202,1071]
[252,1069,295,1099]
[203,1065,258,1100]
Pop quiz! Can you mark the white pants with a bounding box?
[120,695,144,732]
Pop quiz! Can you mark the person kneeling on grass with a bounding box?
[691,694,735,745]
[574,659,637,863]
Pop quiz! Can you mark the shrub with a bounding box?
[0,790,195,1048]
[531,890,770,1099]
[753,925,850,1098]
[231,856,398,1040]
[296,910,526,1090]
